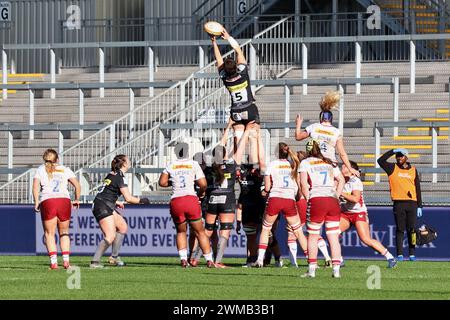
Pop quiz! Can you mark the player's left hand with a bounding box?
[350,167,361,178]
[417,207,423,218]
[116,201,125,209]
[221,28,230,40]
[72,200,80,209]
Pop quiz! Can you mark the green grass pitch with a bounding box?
[0,256,449,300]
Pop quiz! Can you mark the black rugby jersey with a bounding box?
[94,170,128,205]
[238,165,263,201]
[211,159,237,193]
[219,64,255,111]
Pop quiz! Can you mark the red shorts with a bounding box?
[296,199,307,224]
[265,197,298,217]
[170,195,202,224]
[341,211,369,225]
[40,198,72,222]
[308,197,341,224]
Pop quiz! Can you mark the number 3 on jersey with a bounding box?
[180,176,186,188]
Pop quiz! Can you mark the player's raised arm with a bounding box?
[221,28,246,65]
[211,35,224,69]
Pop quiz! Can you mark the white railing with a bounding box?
[78,16,297,196]
[0,16,299,202]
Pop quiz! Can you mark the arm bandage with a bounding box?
[228,37,239,48]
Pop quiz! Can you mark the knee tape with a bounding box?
[262,219,273,231]
[205,223,216,231]
[220,222,234,230]
[59,233,70,238]
[325,221,340,235]
[243,225,257,235]
[307,222,323,235]
[235,129,244,140]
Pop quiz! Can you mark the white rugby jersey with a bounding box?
[305,122,341,162]
[34,164,76,202]
[265,159,298,200]
[163,159,205,199]
[340,176,367,213]
[298,157,341,199]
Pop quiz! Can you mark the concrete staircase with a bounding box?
[0,66,197,180]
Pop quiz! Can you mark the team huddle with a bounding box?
[32,27,398,276]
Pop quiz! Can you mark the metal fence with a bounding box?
[2,12,450,71]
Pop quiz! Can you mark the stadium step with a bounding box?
[380,145,432,150]
[393,135,448,140]
[363,153,421,158]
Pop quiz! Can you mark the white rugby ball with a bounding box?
[204,21,224,36]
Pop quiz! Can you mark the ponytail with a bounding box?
[111,154,128,172]
[307,140,337,167]
[277,142,299,180]
[42,149,58,180]
[287,148,300,180]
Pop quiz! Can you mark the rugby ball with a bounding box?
[204,21,224,36]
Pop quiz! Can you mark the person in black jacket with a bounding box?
[377,148,423,262]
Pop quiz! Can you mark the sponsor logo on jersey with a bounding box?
[227,81,248,92]
[173,165,193,170]
[103,179,112,186]
[315,129,334,136]
[310,160,327,165]
[224,173,232,179]
[398,172,412,179]
[276,165,291,169]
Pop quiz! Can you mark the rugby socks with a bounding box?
[178,249,188,261]
[62,251,70,263]
[383,249,394,260]
[215,236,228,263]
[288,240,298,266]
[307,259,318,276]
[49,251,57,265]
[92,239,112,263]
[111,232,125,258]
[203,252,213,262]
[257,244,268,263]
[318,237,331,261]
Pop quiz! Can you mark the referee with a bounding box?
[377,148,423,262]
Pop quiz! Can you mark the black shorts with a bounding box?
[230,103,260,125]
[207,192,236,215]
[240,197,266,225]
[92,199,116,222]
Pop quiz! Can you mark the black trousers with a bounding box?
[393,201,417,256]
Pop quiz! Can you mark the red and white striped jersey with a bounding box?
[340,176,367,213]
[163,159,205,199]
[305,122,341,162]
[265,159,298,200]
[34,164,76,202]
[299,157,341,199]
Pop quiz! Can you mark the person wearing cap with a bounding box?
[377,148,423,262]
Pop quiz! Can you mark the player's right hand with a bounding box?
[34,203,40,213]
[116,201,125,209]
[296,114,303,126]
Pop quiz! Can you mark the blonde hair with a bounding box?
[319,91,340,112]
[42,149,58,180]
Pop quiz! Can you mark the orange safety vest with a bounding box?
[388,165,417,202]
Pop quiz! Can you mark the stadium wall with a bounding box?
[0,205,449,261]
